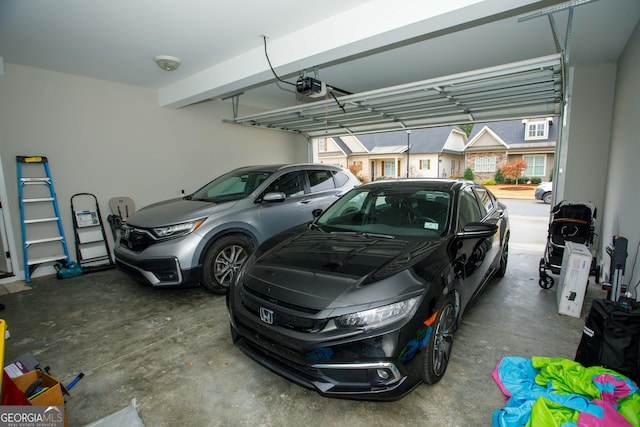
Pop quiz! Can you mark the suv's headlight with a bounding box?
[335,297,420,330]
[152,219,205,239]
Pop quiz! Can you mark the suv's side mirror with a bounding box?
[312,209,323,218]
[260,192,286,203]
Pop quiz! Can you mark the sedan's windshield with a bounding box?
[317,187,451,237]
[190,169,273,203]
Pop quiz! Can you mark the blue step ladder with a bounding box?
[16,156,70,283]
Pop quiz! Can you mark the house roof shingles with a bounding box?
[355,126,462,154]
[468,117,558,144]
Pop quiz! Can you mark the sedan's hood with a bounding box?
[244,229,446,311]
[127,198,236,227]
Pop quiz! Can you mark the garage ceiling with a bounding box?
[230,54,563,138]
[1,0,638,137]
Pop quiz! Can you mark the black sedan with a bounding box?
[227,179,509,400]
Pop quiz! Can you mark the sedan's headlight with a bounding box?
[152,218,205,239]
[335,297,420,330]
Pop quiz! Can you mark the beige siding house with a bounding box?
[316,126,467,182]
[465,117,557,182]
[316,117,557,183]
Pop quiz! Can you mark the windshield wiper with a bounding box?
[360,232,395,239]
[329,230,395,239]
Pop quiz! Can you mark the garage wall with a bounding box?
[0,63,307,281]
[560,61,616,252]
[600,21,640,292]
[563,62,616,206]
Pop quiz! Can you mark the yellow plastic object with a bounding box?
[24,156,44,163]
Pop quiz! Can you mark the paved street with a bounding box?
[502,199,550,255]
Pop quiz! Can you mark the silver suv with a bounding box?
[114,164,360,293]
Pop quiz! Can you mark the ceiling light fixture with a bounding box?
[154,55,181,71]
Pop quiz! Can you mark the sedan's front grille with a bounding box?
[243,285,320,314]
[240,284,327,333]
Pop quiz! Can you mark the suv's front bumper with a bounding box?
[114,250,201,287]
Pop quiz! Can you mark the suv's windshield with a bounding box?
[190,169,273,203]
[317,187,451,237]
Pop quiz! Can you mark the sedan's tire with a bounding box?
[495,235,509,278]
[543,192,552,204]
[423,296,457,385]
[201,234,253,294]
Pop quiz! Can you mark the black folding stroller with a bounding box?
[539,201,597,289]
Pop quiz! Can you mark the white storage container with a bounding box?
[556,241,592,318]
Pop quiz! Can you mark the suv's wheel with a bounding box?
[423,296,456,384]
[202,234,253,294]
[543,192,552,204]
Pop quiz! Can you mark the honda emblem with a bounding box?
[259,307,274,324]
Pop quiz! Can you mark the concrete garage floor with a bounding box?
[0,212,608,426]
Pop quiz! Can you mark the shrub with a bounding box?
[463,168,474,180]
[481,179,496,186]
[494,169,505,184]
[530,177,542,185]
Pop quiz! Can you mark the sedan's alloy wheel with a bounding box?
[423,297,456,384]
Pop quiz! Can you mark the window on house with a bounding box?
[318,139,327,151]
[474,157,496,172]
[525,121,549,140]
[383,160,395,177]
[420,159,430,170]
[523,155,545,176]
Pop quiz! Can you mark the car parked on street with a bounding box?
[114,164,360,293]
[535,182,553,204]
[227,179,510,400]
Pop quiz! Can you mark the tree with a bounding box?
[463,168,474,180]
[348,162,365,182]
[501,159,528,185]
[458,123,474,136]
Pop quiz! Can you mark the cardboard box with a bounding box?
[11,370,70,406]
[10,370,69,426]
[556,241,592,318]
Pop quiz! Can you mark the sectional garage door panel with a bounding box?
[231,54,563,138]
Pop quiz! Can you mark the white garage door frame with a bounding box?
[228,54,564,139]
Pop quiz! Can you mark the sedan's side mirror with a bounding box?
[260,192,286,203]
[457,222,498,239]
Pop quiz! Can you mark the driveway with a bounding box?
[502,199,549,255]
